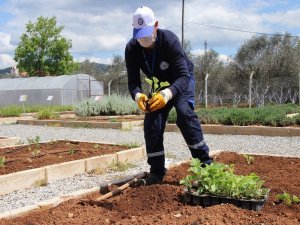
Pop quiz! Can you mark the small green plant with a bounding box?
[110,118,118,122]
[0,157,6,167]
[27,136,41,157]
[145,76,170,97]
[120,142,141,149]
[93,144,99,149]
[108,160,135,172]
[243,154,255,165]
[88,167,105,175]
[34,179,48,187]
[180,159,269,200]
[68,148,76,155]
[276,192,300,206]
[37,108,59,119]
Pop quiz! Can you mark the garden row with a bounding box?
[1,151,299,224]
[1,95,300,128]
[0,139,144,195]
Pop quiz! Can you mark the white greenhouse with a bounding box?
[0,74,104,106]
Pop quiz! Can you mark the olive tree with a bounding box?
[231,33,299,105]
[14,16,78,76]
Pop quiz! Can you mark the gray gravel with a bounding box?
[0,124,299,213]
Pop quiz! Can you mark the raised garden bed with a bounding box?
[17,115,144,129]
[165,123,300,136]
[0,140,144,195]
[1,152,299,224]
[0,137,20,147]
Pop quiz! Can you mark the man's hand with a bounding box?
[135,93,148,112]
[148,88,173,112]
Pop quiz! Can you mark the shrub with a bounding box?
[167,108,177,123]
[228,109,255,126]
[197,110,218,124]
[0,105,23,117]
[75,94,140,117]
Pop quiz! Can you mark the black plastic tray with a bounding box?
[183,189,268,211]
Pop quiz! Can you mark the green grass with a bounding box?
[0,105,73,117]
[167,103,300,127]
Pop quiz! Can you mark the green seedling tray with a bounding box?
[184,189,268,211]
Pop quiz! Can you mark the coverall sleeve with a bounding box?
[125,44,143,100]
[167,39,190,97]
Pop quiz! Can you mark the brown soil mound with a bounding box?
[1,152,299,225]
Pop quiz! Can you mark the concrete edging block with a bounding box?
[0,167,46,195]
[165,123,300,137]
[289,127,300,136]
[261,127,290,137]
[63,187,100,200]
[211,125,237,135]
[45,159,86,182]
[116,147,145,163]
[85,154,117,172]
[0,204,40,219]
[0,136,21,147]
[236,126,262,136]
[37,197,62,210]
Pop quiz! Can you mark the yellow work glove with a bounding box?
[148,88,173,112]
[135,93,148,112]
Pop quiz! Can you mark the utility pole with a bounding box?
[299,73,300,106]
[249,71,254,108]
[205,73,209,108]
[181,0,184,47]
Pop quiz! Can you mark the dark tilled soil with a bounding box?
[0,140,130,175]
[1,152,300,225]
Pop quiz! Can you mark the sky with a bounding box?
[0,0,300,69]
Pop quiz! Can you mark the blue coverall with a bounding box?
[125,29,212,176]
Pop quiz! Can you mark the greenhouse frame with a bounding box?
[0,74,104,106]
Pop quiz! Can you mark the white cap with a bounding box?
[132,6,156,39]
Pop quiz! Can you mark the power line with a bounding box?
[166,22,300,38]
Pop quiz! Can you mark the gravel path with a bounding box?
[0,124,299,213]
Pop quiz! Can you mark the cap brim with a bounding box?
[133,26,154,39]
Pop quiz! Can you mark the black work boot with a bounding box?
[139,173,164,186]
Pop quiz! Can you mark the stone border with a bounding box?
[0,140,145,195]
[0,136,20,147]
[1,150,299,220]
[165,124,300,136]
[17,119,144,130]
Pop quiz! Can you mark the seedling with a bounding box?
[120,142,141,149]
[180,159,269,200]
[34,179,48,187]
[243,154,255,165]
[88,167,105,175]
[68,148,76,155]
[276,192,300,206]
[27,136,41,157]
[0,157,6,167]
[145,76,170,97]
[107,159,135,172]
[93,144,99,149]
[145,76,170,110]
